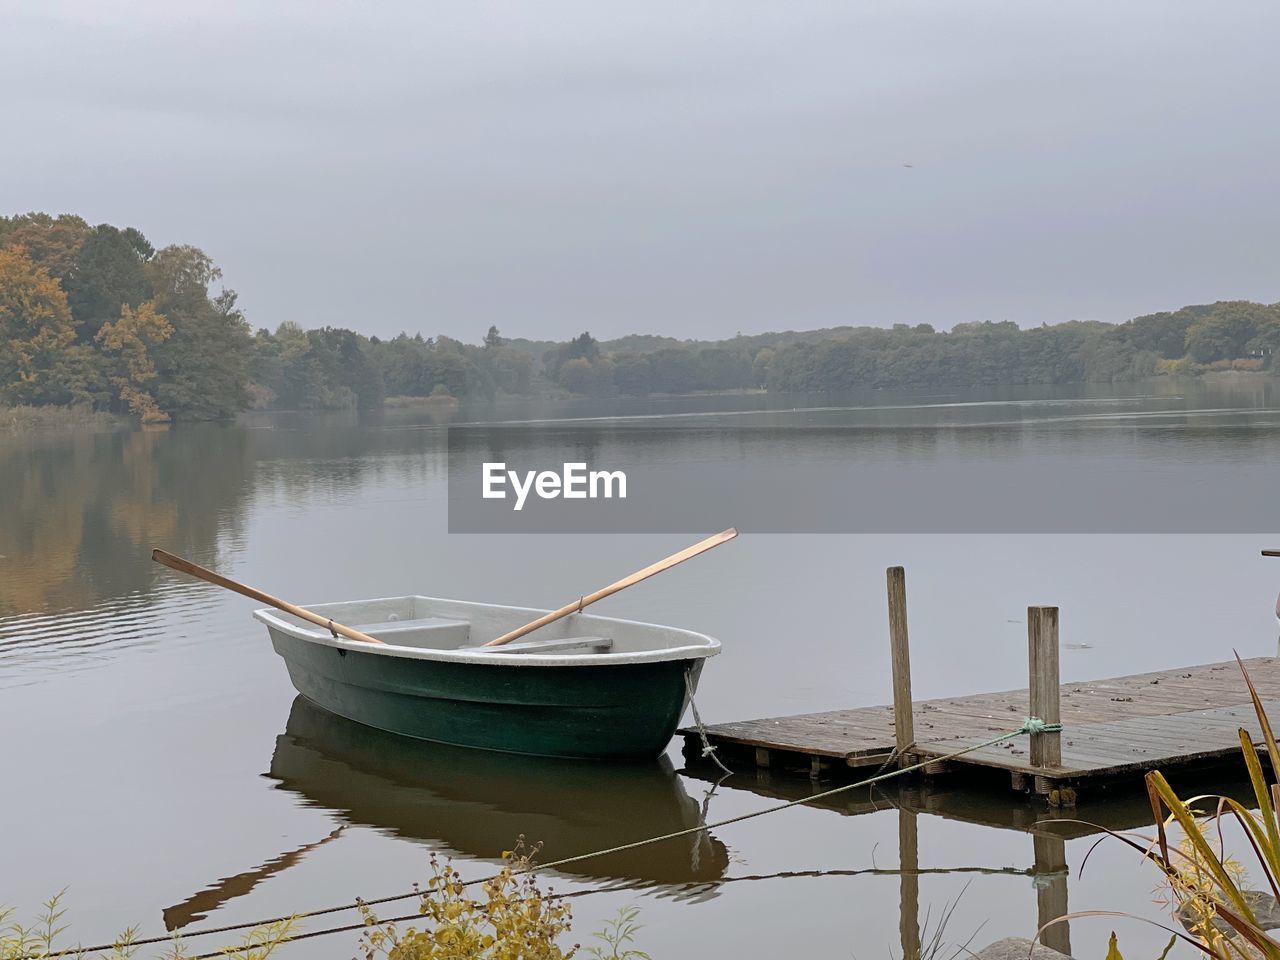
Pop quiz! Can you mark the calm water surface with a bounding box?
[3,379,1280,958]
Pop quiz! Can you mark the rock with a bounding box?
[972,936,1074,960]
[1176,889,1280,938]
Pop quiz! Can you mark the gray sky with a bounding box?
[3,1,1278,343]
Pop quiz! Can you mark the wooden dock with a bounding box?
[680,566,1279,804]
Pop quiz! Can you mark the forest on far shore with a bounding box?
[3,211,1278,422]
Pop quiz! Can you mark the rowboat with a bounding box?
[153,531,734,758]
[253,596,720,759]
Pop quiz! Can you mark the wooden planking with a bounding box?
[695,708,900,759]
[916,700,1280,779]
[680,657,1280,784]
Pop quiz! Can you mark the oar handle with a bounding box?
[151,549,385,645]
[1264,550,1280,557]
[483,528,738,647]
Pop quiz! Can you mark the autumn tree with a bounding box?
[0,246,77,404]
[0,212,90,281]
[96,300,173,421]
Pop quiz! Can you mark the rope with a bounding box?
[160,861,1051,960]
[870,739,916,780]
[1020,717,1061,735]
[684,668,733,776]
[36,717,1060,959]
[1031,868,1070,890]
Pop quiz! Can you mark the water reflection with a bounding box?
[3,383,1277,611]
[267,697,730,888]
[4,381,1280,959]
[0,427,253,613]
[2,379,1279,675]
[163,828,346,930]
[0,427,259,682]
[681,763,1270,958]
[0,419,448,681]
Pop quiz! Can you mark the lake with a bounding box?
[3,377,1280,959]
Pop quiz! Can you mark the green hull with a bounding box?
[270,631,703,759]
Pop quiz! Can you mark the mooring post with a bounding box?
[887,566,914,759]
[1028,606,1062,769]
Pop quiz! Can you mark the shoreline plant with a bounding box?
[1070,657,1280,960]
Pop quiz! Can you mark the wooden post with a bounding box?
[1028,606,1062,768]
[899,808,921,960]
[887,566,914,756]
[1033,833,1071,956]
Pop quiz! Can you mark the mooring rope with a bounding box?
[684,668,733,776]
[34,718,1062,959]
[170,862,1046,960]
[159,860,1049,960]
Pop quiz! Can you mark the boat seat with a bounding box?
[473,636,614,654]
[343,616,471,646]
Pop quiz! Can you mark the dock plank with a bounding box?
[680,657,1280,788]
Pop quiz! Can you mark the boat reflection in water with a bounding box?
[165,698,728,929]
[267,696,729,888]
[163,827,346,930]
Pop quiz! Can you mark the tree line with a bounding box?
[3,211,1278,420]
[0,213,532,420]
[540,302,1280,396]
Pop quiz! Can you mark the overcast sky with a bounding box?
[2,1,1278,343]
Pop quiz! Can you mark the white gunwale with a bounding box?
[253,595,720,668]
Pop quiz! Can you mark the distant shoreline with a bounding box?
[383,394,461,409]
[4,371,1275,434]
[1198,369,1275,382]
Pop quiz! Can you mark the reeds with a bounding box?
[0,405,120,434]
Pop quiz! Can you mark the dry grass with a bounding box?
[0,405,122,434]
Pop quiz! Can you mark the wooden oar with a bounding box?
[151,549,386,645]
[483,528,738,647]
[1264,550,1280,557]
